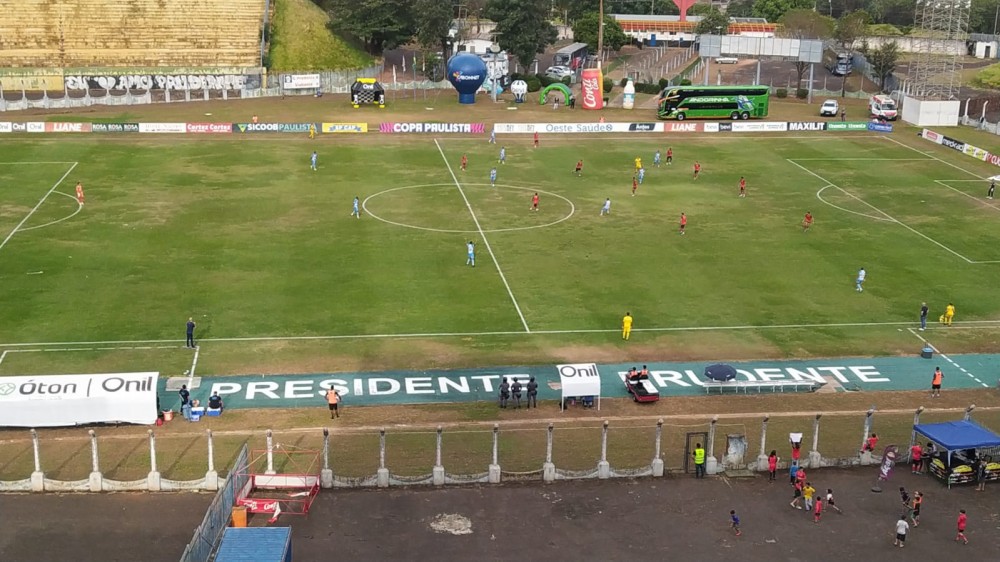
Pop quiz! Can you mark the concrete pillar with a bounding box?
[147,430,162,491]
[321,428,333,489]
[964,404,976,421]
[651,419,664,477]
[597,421,611,479]
[88,430,103,492]
[377,428,390,488]
[265,429,276,475]
[204,429,219,491]
[808,415,822,469]
[908,407,924,464]
[488,424,501,484]
[705,416,719,475]
[860,408,875,465]
[30,429,44,492]
[543,423,556,482]
[756,416,770,472]
[432,426,445,486]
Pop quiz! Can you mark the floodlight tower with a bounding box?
[909,0,971,100]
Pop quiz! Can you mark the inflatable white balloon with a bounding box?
[511,80,528,103]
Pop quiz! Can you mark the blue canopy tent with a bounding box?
[913,420,1000,487]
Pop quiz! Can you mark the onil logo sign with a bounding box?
[558,363,600,378]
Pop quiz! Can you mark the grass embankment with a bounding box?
[267,0,373,71]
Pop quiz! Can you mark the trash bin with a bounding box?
[921,345,933,359]
[231,506,248,528]
[162,410,174,422]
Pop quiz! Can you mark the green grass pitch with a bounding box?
[0,134,998,353]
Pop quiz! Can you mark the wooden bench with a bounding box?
[703,380,826,395]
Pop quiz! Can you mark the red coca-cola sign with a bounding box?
[185,122,233,134]
[580,68,603,111]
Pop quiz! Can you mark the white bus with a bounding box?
[553,42,589,70]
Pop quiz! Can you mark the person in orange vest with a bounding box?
[325,384,341,419]
[75,181,85,205]
[252,114,259,124]
[931,367,943,398]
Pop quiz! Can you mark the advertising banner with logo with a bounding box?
[558,363,601,411]
[0,122,12,133]
[940,135,965,153]
[580,68,604,110]
[787,122,826,132]
[185,122,232,134]
[26,122,45,133]
[379,123,486,133]
[826,122,869,131]
[494,122,666,134]
[233,123,314,133]
[92,123,140,133]
[731,122,788,133]
[963,143,989,161]
[322,123,368,134]
[877,445,898,481]
[920,129,944,144]
[281,74,322,90]
[0,372,159,427]
[44,122,92,133]
[663,122,704,133]
[867,122,893,133]
[138,123,187,134]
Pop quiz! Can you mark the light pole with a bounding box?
[598,0,605,61]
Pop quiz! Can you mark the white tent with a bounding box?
[558,363,601,411]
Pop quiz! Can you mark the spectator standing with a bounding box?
[893,515,909,548]
[911,492,922,527]
[931,367,943,398]
[975,457,987,491]
[955,509,968,544]
[813,496,823,524]
[179,384,191,421]
[803,482,816,512]
[920,302,928,331]
[186,317,196,348]
[526,376,538,408]
[789,461,800,485]
[767,450,778,482]
[325,385,340,419]
[910,442,923,474]
[498,377,510,409]
[511,379,523,409]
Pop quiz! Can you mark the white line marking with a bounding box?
[815,184,893,222]
[883,136,985,179]
[0,161,78,253]
[3,320,1000,348]
[0,162,80,165]
[907,328,988,387]
[792,158,932,161]
[932,180,1000,212]
[435,138,530,333]
[16,191,84,232]
[788,159,978,263]
[0,350,7,366]
[188,346,200,387]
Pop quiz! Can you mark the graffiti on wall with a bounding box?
[64,74,260,91]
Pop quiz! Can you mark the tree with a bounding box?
[694,8,730,35]
[324,0,415,55]
[751,0,814,23]
[726,0,756,17]
[414,0,454,59]
[572,13,628,52]
[485,0,557,69]
[835,10,869,49]
[779,9,835,88]
[868,39,899,91]
[464,0,489,33]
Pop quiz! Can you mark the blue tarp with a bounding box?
[913,420,1000,451]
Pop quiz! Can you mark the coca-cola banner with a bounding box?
[580,68,604,111]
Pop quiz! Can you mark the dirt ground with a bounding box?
[289,468,999,561]
[0,492,212,562]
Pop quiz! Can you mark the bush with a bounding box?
[525,76,541,92]
[603,77,613,93]
[795,88,808,99]
[634,82,662,95]
[658,77,670,90]
[775,88,788,98]
[680,78,692,86]
[536,73,555,87]
[561,76,571,85]
[620,77,629,87]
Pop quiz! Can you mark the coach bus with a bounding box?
[657,85,770,120]
[552,42,589,70]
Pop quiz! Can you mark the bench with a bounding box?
[703,380,825,395]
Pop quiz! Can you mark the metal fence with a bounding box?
[178,443,249,562]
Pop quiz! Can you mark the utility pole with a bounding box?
[598,0,605,60]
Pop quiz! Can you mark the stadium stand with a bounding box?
[0,0,265,68]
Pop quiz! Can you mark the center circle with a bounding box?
[362,183,576,234]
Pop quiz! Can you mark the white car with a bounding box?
[715,57,739,64]
[820,99,839,117]
[544,65,574,79]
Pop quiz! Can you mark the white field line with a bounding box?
[17,191,84,232]
[933,180,1000,212]
[188,345,200,387]
[815,184,893,222]
[882,135,986,179]
[3,320,1000,349]
[0,350,6,366]
[788,158,979,264]
[792,158,932,161]
[434,138,530,333]
[0,162,80,165]
[0,162,78,253]
[907,328,989,388]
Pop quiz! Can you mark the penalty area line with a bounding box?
[0,161,78,254]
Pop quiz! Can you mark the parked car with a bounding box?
[715,57,739,64]
[544,65,574,79]
[820,99,839,117]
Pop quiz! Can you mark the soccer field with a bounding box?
[1,133,998,373]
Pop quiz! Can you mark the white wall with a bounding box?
[902,96,960,127]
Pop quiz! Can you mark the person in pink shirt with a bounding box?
[767,450,778,483]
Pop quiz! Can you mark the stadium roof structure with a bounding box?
[612,14,777,34]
